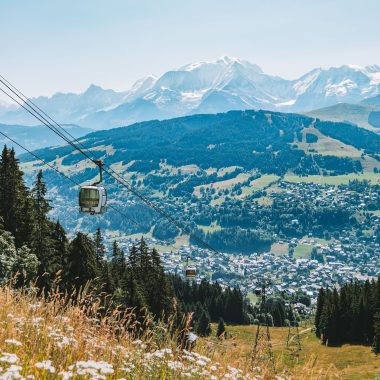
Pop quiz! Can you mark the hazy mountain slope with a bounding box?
[1,58,379,130]
[0,85,127,126]
[0,123,93,154]
[306,103,380,132]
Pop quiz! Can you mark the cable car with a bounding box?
[79,160,107,215]
[185,256,196,280]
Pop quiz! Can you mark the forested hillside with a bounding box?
[18,110,380,255]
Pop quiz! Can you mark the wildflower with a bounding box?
[58,371,73,380]
[167,360,183,370]
[35,360,56,373]
[0,353,19,364]
[71,360,114,376]
[31,317,44,326]
[4,340,21,347]
[210,365,217,371]
[0,364,23,379]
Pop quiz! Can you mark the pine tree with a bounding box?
[372,312,380,355]
[196,309,212,336]
[51,220,68,270]
[216,317,226,338]
[66,232,99,290]
[31,171,55,289]
[0,146,34,248]
[315,288,325,338]
[94,227,106,263]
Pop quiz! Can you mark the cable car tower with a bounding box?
[286,300,302,360]
[250,277,275,373]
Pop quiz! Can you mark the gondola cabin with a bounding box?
[79,185,107,214]
[185,265,197,280]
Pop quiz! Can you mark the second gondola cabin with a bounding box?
[185,265,197,280]
[79,185,107,214]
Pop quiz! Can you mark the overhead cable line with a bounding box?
[0,77,220,255]
[0,129,143,230]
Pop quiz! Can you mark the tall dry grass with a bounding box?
[0,280,339,379]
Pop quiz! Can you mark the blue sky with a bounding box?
[1,0,379,97]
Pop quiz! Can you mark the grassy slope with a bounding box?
[306,103,380,132]
[199,324,380,380]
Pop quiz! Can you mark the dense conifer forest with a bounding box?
[315,279,380,354]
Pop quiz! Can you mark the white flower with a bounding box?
[72,361,114,375]
[167,360,183,370]
[58,371,73,380]
[4,340,21,347]
[31,317,44,326]
[0,353,19,364]
[35,360,55,373]
[0,365,23,379]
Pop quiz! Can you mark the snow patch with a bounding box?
[325,79,358,97]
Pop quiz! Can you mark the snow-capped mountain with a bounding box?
[0,57,379,130]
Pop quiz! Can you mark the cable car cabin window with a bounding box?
[79,188,100,207]
[186,268,196,278]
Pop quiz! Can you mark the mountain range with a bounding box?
[1,57,379,131]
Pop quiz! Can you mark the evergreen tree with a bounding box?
[66,232,99,290]
[31,171,55,289]
[196,309,212,337]
[95,227,106,263]
[372,312,380,355]
[216,317,226,338]
[315,288,325,338]
[51,221,68,271]
[0,146,34,248]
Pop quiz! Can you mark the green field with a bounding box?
[285,172,380,185]
[198,223,222,233]
[294,244,313,259]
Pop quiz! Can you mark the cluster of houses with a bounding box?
[111,179,379,305]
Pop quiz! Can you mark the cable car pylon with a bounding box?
[250,278,275,373]
[286,300,302,361]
